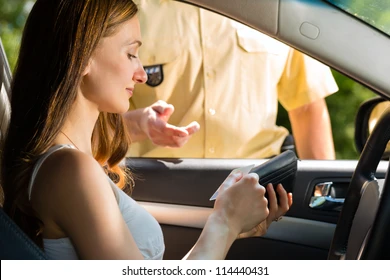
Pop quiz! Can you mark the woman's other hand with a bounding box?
[212,171,269,238]
[238,183,293,238]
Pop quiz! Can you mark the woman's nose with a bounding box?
[133,64,147,84]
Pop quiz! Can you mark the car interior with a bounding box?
[1,0,390,260]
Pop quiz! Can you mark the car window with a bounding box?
[325,0,390,36]
[130,1,379,160]
[0,0,379,161]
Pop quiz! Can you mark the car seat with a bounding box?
[0,208,47,259]
[0,38,47,260]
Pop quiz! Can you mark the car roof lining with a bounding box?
[177,0,280,36]
[177,0,390,100]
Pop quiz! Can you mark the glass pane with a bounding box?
[325,0,390,36]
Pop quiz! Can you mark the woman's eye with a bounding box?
[127,54,138,60]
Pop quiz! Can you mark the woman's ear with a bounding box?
[81,59,92,76]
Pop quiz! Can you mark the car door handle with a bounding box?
[309,182,345,211]
[309,196,345,211]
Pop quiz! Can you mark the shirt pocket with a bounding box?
[236,27,289,55]
[234,27,289,113]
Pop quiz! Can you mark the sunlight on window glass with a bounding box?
[326,0,390,36]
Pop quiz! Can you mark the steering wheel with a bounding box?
[328,106,390,259]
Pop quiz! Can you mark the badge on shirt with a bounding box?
[144,65,164,87]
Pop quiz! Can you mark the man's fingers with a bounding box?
[152,101,174,116]
[149,117,187,136]
[147,113,199,147]
[184,121,200,135]
[162,122,200,138]
[160,105,174,117]
[164,123,189,137]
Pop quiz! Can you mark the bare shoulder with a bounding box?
[33,148,107,194]
[31,147,115,224]
[31,147,143,259]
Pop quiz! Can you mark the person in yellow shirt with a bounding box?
[123,0,338,159]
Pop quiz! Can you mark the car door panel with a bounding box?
[129,158,387,259]
[161,224,332,260]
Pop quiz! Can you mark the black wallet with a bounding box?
[250,150,298,195]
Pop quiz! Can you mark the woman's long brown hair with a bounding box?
[1,0,138,248]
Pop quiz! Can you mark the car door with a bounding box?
[129,157,388,260]
[127,0,390,260]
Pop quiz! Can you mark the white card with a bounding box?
[209,164,255,201]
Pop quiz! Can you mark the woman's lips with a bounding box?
[126,88,134,97]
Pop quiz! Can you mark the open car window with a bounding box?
[128,1,377,160]
[0,0,381,160]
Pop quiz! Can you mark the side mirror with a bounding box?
[355,96,390,159]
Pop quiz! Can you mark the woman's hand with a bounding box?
[238,183,293,238]
[186,173,290,260]
[213,171,269,238]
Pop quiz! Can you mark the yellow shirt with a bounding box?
[129,0,338,158]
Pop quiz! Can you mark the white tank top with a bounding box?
[28,144,165,260]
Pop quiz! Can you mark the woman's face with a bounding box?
[80,15,147,114]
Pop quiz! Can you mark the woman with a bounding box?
[1,0,292,260]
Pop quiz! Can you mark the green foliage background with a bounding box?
[0,0,32,71]
[0,0,382,159]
